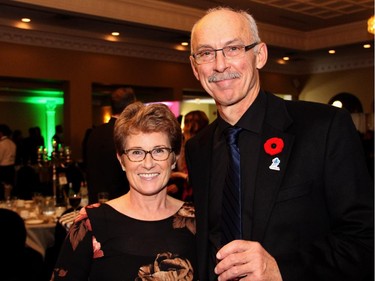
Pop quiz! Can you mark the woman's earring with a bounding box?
[172,163,176,170]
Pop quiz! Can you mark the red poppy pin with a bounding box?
[264,137,284,156]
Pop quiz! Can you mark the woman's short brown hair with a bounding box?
[114,102,182,155]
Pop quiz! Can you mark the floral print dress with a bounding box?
[51,202,197,281]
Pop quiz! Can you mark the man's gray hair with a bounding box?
[190,6,261,54]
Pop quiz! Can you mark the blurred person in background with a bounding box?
[11,129,24,166]
[178,110,209,175]
[0,208,44,281]
[169,110,209,201]
[0,123,16,200]
[23,126,45,165]
[86,87,136,203]
[52,124,64,148]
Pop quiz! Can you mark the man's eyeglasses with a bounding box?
[192,42,259,64]
[123,147,173,162]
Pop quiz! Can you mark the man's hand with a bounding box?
[215,240,282,281]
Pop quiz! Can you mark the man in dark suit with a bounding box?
[186,7,373,281]
[86,87,136,203]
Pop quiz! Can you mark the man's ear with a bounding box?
[190,56,200,81]
[255,42,268,69]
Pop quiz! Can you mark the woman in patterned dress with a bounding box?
[52,102,197,281]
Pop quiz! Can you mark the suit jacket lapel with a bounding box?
[252,93,295,241]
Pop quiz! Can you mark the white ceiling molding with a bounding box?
[0,25,190,63]
[1,24,371,75]
[308,54,374,74]
[259,20,372,50]
[304,20,372,49]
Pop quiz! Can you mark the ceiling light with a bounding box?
[21,18,31,23]
[332,101,343,108]
[328,50,335,54]
[111,32,120,36]
[368,15,374,35]
[363,44,371,49]
[181,42,189,46]
[282,56,289,61]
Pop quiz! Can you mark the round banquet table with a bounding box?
[25,219,56,258]
[2,199,67,258]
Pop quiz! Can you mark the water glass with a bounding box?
[42,196,55,216]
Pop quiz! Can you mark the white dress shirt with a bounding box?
[0,136,16,166]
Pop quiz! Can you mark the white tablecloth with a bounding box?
[1,199,60,258]
[25,221,56,257]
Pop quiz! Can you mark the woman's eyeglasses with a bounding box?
[123,147,173,162]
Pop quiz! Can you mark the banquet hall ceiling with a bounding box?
[166,0,374,31]
[0,0,373,73]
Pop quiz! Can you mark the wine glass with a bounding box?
[68,192,81,215]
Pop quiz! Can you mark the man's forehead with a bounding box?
[197,10,240,29]
[193,16,250,47]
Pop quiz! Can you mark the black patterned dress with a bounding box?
[51,202,197,281]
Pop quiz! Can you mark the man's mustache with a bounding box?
[208,72,241,83]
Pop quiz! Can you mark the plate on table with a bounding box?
[25,219,44,225]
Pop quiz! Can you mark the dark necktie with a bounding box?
[221,126,243,244]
